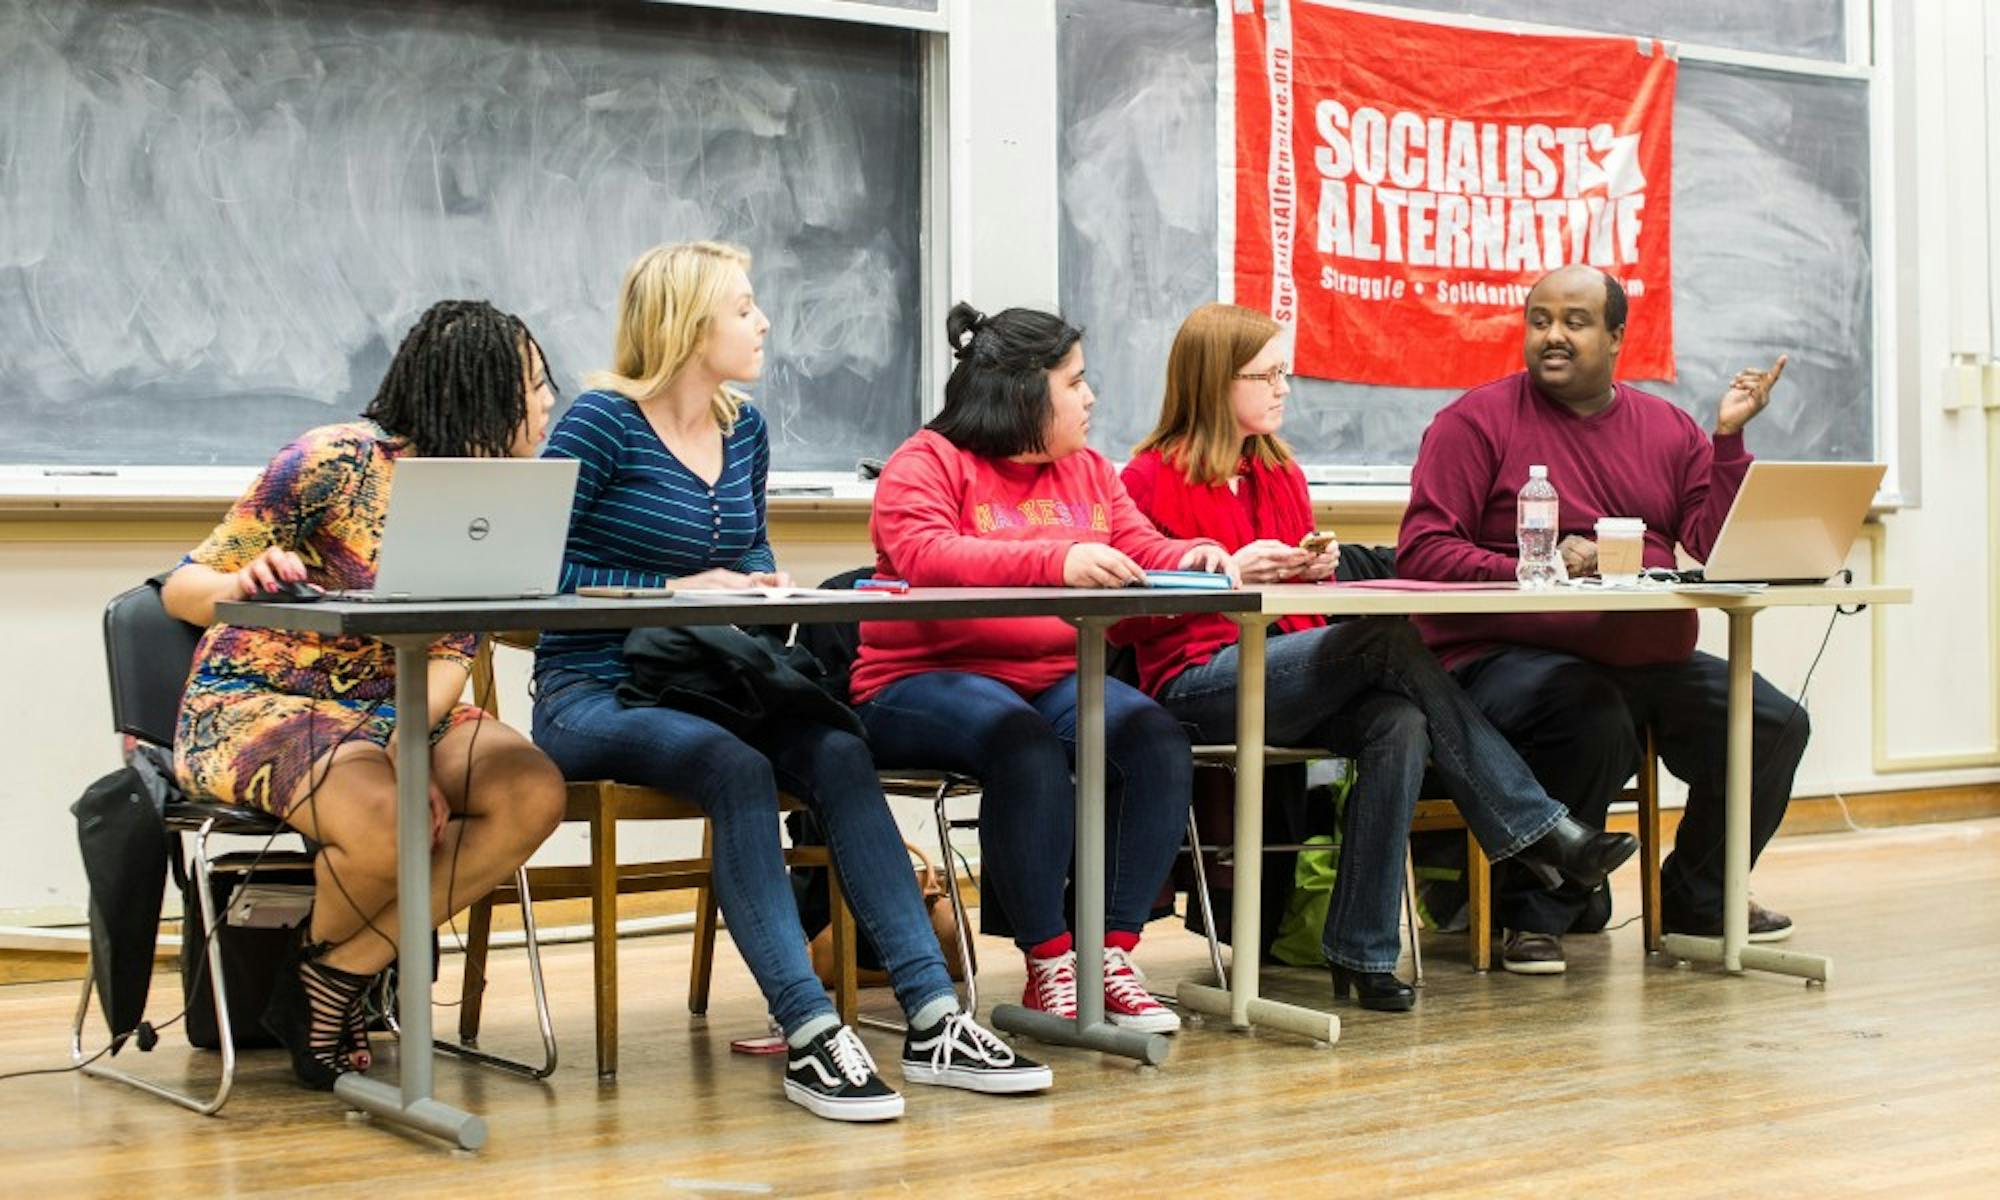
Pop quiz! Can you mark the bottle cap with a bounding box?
[1528,465,1548,479]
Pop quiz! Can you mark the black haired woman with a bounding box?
[851,303,1234,1035]
[162,300,567,1089]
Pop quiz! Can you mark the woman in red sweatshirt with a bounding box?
[1120,303,1637,1009]
[852,302,1232,1033]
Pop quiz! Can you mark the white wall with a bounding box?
[2,0,1996,923]
[957,0,1061,311]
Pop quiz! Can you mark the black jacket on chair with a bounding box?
[73,743,175,1048]
[615,624,863,742]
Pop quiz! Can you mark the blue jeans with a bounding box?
[1453,646,1807,934]
[531,671,956,1037]
[1160,618,1565,973]
[857,671,1193,950]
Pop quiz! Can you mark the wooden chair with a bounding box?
[458,635,857,1080]
[1414,729,1665,971]
[1184,734,1664,974]
[1184,746,1440,984]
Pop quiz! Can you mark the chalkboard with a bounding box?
[1386,0,1846,64]
[1058,0,1874,468]
[0,0,924,470]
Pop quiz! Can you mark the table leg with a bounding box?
[1660,609,1830,984]
[992,618,1168,1064]
[334,637,489,1149]
[1175,618,1340,1044]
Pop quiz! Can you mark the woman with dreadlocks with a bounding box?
[163,299,567,1090]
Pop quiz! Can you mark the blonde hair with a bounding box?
[587,240,753,430]
[1133,303,1292,486]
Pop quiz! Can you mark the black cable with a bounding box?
[9,429,531,1083]
[291,694,401,960]
[0,691,389,1086]
[411,643,490,1014]
[1743,591,1848,803]
[329,640,494,1029]
[0,1045,121,1083]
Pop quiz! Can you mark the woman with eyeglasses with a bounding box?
[1118,303,1638,1011]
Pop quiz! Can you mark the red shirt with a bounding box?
[850,429,1211,702]
[1117,448,1324,696]
[1398,372,1750,668]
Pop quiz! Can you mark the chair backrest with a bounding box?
[1337,543,1397,582]
[104,581,205,747]
[785,566,876,704]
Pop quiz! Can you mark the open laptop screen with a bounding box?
[1699,462,1885,584]
[342,458,579,602]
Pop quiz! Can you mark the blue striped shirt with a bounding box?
[535,389,776,683]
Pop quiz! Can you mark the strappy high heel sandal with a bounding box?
[342,983,377,1073]
[260,930,376,1091]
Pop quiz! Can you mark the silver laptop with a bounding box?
[339,458,579,602]
[1698,461,1886,584]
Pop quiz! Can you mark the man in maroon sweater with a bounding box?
[1398,264,1802,974]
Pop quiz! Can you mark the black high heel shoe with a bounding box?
[1511,815,1639,891]
[260,929,375,1091]
[342,980,378,1073]
[1328,963,1415,1012]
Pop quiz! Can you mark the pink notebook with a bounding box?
[1325,579,1518,591]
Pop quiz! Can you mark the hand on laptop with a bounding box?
[1716,354,1788,436]
[1558,535,1598,578]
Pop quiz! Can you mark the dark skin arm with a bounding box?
[1557,354,1789,577]
[1558,534,1597,578]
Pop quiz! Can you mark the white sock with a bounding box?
[786,1012,840,1050]
[908,993,959,1032]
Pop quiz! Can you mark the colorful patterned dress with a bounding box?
[171,421,485,816]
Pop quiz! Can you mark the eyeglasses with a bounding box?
[1234,365,1291,388]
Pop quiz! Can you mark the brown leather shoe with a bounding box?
[1500,929,1566,975]
[1663,901,1795,943]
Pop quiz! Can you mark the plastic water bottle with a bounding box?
[1516,465,1563,590]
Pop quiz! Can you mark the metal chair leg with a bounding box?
[862,777,981,1036]
[72,819,235,1115]
[1404,847,1425,987]
[934,780,980,1016]
[434,866,558,1079]
[1184,807,1230,989]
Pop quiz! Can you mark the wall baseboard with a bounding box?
[1603,781,2000,840]
[9,782,1995,984]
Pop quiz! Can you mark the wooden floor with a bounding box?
[4,819,1997,1198]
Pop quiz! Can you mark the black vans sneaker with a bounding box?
[900,1011,1053,1094]
[783,1024,904,1122]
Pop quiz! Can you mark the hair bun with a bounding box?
[946,301,989,361]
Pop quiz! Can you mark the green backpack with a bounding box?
[1268,768,1353,967]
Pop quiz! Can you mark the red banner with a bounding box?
[1224,2,1677,387]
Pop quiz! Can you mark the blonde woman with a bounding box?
[1119,303,1638,1007]
[531,242,1048,1122]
